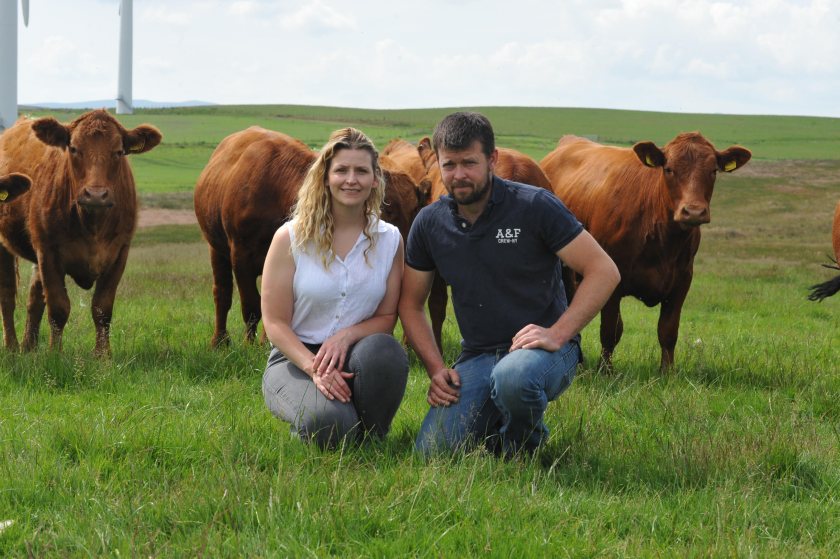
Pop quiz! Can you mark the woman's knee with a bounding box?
[295,408,359,449]
[349,333,408,377]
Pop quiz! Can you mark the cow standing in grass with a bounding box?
[541,133,751,370]
[194,126,424,348]
[808,201,840,301]
[0,110,161,355]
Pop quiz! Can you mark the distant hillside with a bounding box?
[20,99,215,110]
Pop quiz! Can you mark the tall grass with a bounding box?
[0,106,838,556]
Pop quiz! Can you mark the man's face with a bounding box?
[437,140,497,206]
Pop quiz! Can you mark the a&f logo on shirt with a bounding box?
[496,228,521,244]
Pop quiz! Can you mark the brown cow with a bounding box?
[541,133,751,370]
[413,136,555,352]
[808,201,840,301]
[0,173,31,202]
[382,139,431,203]
[0,110,162,355]
[194,126,424,347]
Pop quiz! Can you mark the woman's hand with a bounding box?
[311,329,355,402]
[313,329,353,376]
[312,367,354,403]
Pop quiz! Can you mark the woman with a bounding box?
[261,128,408,448]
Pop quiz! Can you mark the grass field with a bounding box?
[1,105,838,557]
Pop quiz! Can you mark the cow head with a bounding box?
[0,173,31,203]
[380,165,422,240]
[634,132,751,228]
[31,109,162,211]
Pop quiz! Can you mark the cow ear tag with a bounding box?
[724,160,737,172]
[128,139,145,153]
[645,154,655,167]
[0,190,8,201]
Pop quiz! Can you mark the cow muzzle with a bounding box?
[78,187,115,209]
[675,204,710,227]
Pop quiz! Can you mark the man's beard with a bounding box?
[449,174,491,205]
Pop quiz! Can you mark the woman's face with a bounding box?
[327,148,377,210]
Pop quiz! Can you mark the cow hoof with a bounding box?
[211,333,231,349]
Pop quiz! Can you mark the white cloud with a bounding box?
[278,1,356,32]
[140,6,190,26]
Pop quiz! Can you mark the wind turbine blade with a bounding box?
[21,0,29,27]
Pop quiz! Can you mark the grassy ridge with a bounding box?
[1,106,839,556]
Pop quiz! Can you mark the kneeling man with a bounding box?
[399,112,620,456]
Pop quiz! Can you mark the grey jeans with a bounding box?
[262,333,409,448]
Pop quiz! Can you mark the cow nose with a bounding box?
[79,187,112,207]
[678,205,710,224]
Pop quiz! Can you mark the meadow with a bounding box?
[1,105,838,557]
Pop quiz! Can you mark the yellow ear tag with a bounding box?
[645,154,655,167]
[724,160,737,172]
[0,190,8,201]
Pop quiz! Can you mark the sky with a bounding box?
[12,0,840,117]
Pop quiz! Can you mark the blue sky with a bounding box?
[14,0,840,117]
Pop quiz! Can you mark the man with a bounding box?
[399,112,620,456]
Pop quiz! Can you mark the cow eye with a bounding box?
[69,146,79,155]
[664,167,674,175]
[114,150,125,158]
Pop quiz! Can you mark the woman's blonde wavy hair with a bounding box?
[291,127,385,268]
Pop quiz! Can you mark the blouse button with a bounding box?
[341,292,346,297]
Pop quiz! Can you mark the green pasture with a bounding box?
[20,104,840,203]
[1,105,839,557]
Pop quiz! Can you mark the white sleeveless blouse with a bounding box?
[288,218,401,344]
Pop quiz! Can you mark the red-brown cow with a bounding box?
[194,126,424,347]
[414,136,555,352]
[808,201,840,301]
[0,110,162,355]
[0,173,31,202]
[541,133,751,370]
[382,139,431,202]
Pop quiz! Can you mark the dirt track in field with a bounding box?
[137,208,198,228]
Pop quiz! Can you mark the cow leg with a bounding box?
[209,247,233,348]
[22,266,46,351]
[90,245,130,357]
[561,264,579,305]
[599,293,623,371]
[428,271,447,354]
[657,274,693,371]
[0,248,19,349]
[0,247,19,350]
[33,252,71,352]
[231,247,261,344]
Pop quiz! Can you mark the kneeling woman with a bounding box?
[261,128,408,448]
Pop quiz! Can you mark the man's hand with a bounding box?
[427,367,461,407]
[510,323,565,352]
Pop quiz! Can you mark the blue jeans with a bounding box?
[415,342,580,455]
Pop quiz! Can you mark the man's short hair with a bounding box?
[432,111,495,157]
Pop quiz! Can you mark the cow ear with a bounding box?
[32,117,70,149]
[633,141,666,168]
[124,124,162,154]
[717,146,752,172]
[0,173,31,202]
[417,178,432,206]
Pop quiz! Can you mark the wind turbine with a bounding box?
[116,0,132,114]
[0,0,29,132]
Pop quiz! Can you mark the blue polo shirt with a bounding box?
[406,176,583,353]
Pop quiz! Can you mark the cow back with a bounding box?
[541,135,671,254]
[194,126,315,259]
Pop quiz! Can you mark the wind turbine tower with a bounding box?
[0,0,29,132]
[117,0,133,114]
